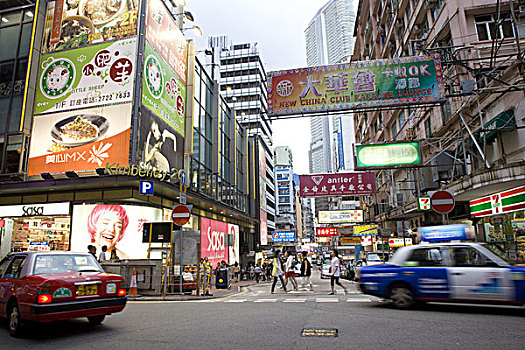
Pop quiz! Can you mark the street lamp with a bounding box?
[183,25,202,36]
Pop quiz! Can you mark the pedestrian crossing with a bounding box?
[190,296,376,304]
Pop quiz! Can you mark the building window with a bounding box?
[475,14,514,41]
[441,100,451,125]
[424,117,432,137]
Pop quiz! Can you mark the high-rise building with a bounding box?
[216,39,277,241]
[274,146,295,233]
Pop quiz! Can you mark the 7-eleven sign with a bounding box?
[418,197,431,210]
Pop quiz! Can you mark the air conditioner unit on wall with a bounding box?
[430,152,454,183]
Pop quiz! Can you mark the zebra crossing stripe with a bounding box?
[346,298,371,302]
[254,299,278,303]
[283,299,306,303]
[224,299,246,303]
[316,298,339,303]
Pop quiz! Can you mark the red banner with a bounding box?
[299,172,375,197]
[200,218,228,267]
[316,227,340,237]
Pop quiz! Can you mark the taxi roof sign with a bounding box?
[418,224,474,242]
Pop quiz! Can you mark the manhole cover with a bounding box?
[301,328,338,337]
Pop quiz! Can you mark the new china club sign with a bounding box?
[299,172,375,197]
[200,218,237,266]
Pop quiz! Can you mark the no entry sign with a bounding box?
[430,191,455,214]
[171,205,191,226]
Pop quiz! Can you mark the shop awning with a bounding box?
[470,109,516,146]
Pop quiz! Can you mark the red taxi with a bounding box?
[0,251,127,337]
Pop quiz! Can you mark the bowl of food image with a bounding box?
[51,115,109,148]
[79,0,126,27]
[44,15,95,52]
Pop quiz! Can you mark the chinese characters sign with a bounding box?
[146,0,188,84]
[142,41,186,137]
[316,227,339,237]
[34,39,136,115]
[318,210,364,224]
[267,55,444,116]
[355,142,421,168]
[299,172,375,197]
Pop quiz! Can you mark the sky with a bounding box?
[185,0,331,174]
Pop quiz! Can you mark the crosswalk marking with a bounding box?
[346,298,372,302]
[254,299,278,303]
[224,299,246,303]
[316,298,339,303]
[283,299,306,303]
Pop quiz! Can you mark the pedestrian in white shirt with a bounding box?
[99,245,108,262]
[329,250,347,295]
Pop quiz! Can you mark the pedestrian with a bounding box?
[98,245,107,262]
[348,259,356,281]
[250,264,255,280]
[233,262,240,282]
[203,257,213,296]
[89,245,97,259]
[110,249,119,260]
[271,250,287,293]
[329,250,347,295]
[254,265,261,283]
[299,251,314,291]
[284,251,298,291]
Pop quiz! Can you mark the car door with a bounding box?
[0,256,15,316]
[448,246,513,302]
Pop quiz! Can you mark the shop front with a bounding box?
[470,185,525,263]
[0,202,71,258]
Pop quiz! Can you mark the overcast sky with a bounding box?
[185,0,331,174]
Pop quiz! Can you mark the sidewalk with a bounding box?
[128,278,268,301]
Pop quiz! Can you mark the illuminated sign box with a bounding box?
[272,231,296,242]
[318,210,363,224]
[418,224,474,242]
[355,142,421,169]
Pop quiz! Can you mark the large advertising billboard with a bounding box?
[34,39,137,115]
[141,41,185,136]
[137,107,184,174]
[42,0,139,54]
[228,223,240,266]
[318,210,364,224]
[200,217,229,267]
[27,103,131,175]
[299,172,375,197]
[70,204,164,259]
[355,142,421,169]
[145,0,188,84]
[267,55,444,116]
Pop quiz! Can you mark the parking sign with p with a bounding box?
[140,181,154,195]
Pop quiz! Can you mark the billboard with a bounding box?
[137,107,184,174]
[271,231,295,242]
[318,210,364,224]
[418,224,474,242]
[299,172,375,197]
[141,40,186,136]
[268,55,444,116]
[145,0,188,84]
[355,142,421,169]
[260,209,268,245]
[70,204,164,259]
[27,103,131,175]
[228,223,240,265]
[34,38,137,115]
[42,0,139,54]
[316,227,339,237]
[200,217,228,267]
[353,224,379,236]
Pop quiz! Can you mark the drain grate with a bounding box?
[301,328,338,337]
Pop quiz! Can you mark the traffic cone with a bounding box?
[129,268,138,296]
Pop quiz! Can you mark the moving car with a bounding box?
[320,263,331,279]
[359,242,525,309]
[0,251,127,337]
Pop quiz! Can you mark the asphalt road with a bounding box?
[2,272,524,349]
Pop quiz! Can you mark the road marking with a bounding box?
[346,298,372,302]
[254,299,277,303]
[190,299,216,303]
[224,299,246,303]
[283,299,306,303]
[316,298,339,303]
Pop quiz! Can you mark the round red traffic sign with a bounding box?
[171,205,191,226]
[430,191,455,214]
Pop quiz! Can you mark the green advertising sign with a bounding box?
[268,55,445,116]
[142,40,186,137]
[356,142,421,168]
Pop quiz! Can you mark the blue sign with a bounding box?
[272,231,295,242]
[418,224,474,242]
[140,181,154,195]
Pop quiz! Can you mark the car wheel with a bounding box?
[8,303,23,337]
[389,284,414,309]
[87,315,106,326]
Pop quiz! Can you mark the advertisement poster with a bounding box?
[137,107,184,174]
[142,41,185,136]
[42,0,140,54]
[200,217,229,267]
[35,38,137,115]
[228,223,240,266]
[271,231,295,242]
[145,0,188,84]
[260,209,268,245]
[27,103,131,175]
[318,210,364,224]
[70,204,164,259]
[355,142,421,168]
[268,55,444,116]
[353,224,379,236]
[299,172,375,197]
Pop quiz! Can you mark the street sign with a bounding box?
[140,181,154,195]
[180,192,186,204]
[430,191,455,214]
[418,197,430,210]
[171,205,191,226]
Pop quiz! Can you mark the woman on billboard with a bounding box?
[88,204,130,259]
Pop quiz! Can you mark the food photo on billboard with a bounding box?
[70,204,164,259]
[27,102,132,175]
[137,106,184,175]
[42,0,140,54]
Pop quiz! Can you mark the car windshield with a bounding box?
[33,254,103,274]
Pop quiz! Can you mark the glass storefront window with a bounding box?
[8,94,22,132]
[482,210,525,263]
[0,11,22,26]
[5,133,22,173]
[0,97,9,133]
[18,22,32,57]
[0,25,20,61]
[10,216,71,252]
